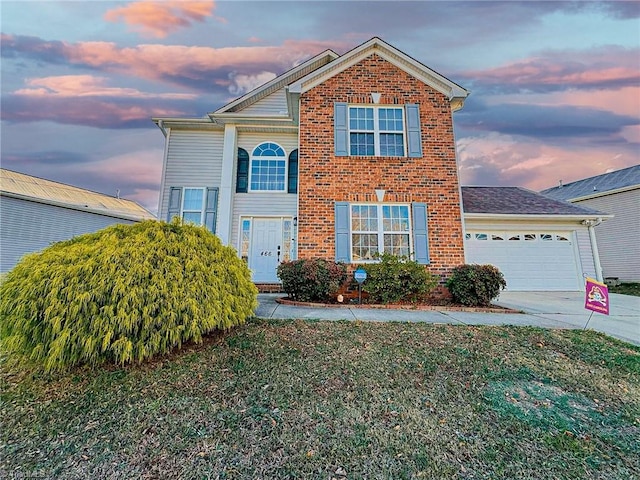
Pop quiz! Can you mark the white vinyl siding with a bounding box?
[575,189,640,281]
[0,196,137,273]
[159,130,224,220]
[240,88,289,116]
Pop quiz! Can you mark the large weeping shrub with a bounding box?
[0,219,258,372]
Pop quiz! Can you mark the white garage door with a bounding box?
[464,231,582,291]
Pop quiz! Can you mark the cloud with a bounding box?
[1,94,191,128]
[460,46,640,94]
[15,75,197,100]
[104,1,218,38]
[457,132,637,191]
[228,71,277,96]
[1,34,343,92]
[456,99,638,142]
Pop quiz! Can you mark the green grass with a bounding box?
[609,282,640,297]
[2,320,639,479]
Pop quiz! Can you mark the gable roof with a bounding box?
[213,49,339,115]
[0,169,155,221]
[461,186,606,217]
[289,37,469,111]
[540,164,640,201]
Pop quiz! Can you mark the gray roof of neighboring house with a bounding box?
[461,186,605,216]
[0,169,156,221]
[540,164,640,201]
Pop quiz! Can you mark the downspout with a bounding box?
[584,218,604,282]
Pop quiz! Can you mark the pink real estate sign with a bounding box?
[585,278,610,315]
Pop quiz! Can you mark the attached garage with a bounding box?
[461,187,611,291]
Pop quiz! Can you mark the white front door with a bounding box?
[250,218,283,283]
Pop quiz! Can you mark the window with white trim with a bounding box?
[250,142,286,191]
[349,106,405,156]
[181,188,205,225]
[351,204,411,261]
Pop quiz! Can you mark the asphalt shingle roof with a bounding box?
[461,186,605,216]
[0,169,156,220]
[540,164,640,201]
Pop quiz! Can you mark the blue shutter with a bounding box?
[412,202,429,264]
[406,104,423,158]
[334,102,348,156]
[204,187,219,233]
[167,187,182,221]
[236,148,249,193]
[335,202,350,262]
[288,149,298,194]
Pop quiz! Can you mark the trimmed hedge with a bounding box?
[277,259,347,302]
[0,219,257,372]
[446,264,507,307]
[363,253,438,304]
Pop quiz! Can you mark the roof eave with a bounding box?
[463,213,613,221]
[568,184,640,202]
[0,191,156,222]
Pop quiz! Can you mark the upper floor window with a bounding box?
[182,188,205,224]
[250,142,286,191]
[349,107,405,156]
[335,102,422,158]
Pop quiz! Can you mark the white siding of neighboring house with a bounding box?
[231,131,299,251]
[158,129,225,223]
[0,195,137,273]
[239,88,289,116]
[574,188,640,281]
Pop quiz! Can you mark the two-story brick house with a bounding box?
[154,37,607,291]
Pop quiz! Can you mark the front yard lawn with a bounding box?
[2,319,639,479]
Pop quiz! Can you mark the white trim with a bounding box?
[248,142,288,193]
[180,187,206,225]
[289,38,468,105]
[157,126,171,220]
[218,124,237,244]
[464,213,612,221]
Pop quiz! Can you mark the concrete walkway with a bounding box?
[255,291,639,346]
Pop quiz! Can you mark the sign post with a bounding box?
[583,277,610,330]
[354,268,367,304]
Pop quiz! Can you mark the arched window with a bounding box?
[250,142,286,191]
[288,149,298,194]
[236,148,249,193]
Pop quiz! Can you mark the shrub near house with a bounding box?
[0,219,257,372]
[446,264,506,307]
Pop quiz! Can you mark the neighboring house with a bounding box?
[154,37,607,291]
[541,165,640,282]
[462,187,609,291]
[0,168,156,273]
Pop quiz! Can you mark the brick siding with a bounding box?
[297,53,465,280]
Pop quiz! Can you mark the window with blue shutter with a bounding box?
[288,149,298,194]
[334,103,421,157]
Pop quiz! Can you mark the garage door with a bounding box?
[464,231,582,291]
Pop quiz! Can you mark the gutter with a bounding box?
[463,213,613,221]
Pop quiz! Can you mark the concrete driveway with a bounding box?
[495,291,639,346]
[255,291,639,346]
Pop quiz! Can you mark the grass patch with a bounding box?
[609,282,640,297]
[2,320,639,479]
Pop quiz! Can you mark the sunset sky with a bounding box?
[1,1,638,213]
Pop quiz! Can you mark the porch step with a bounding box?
[255,283,284,293]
